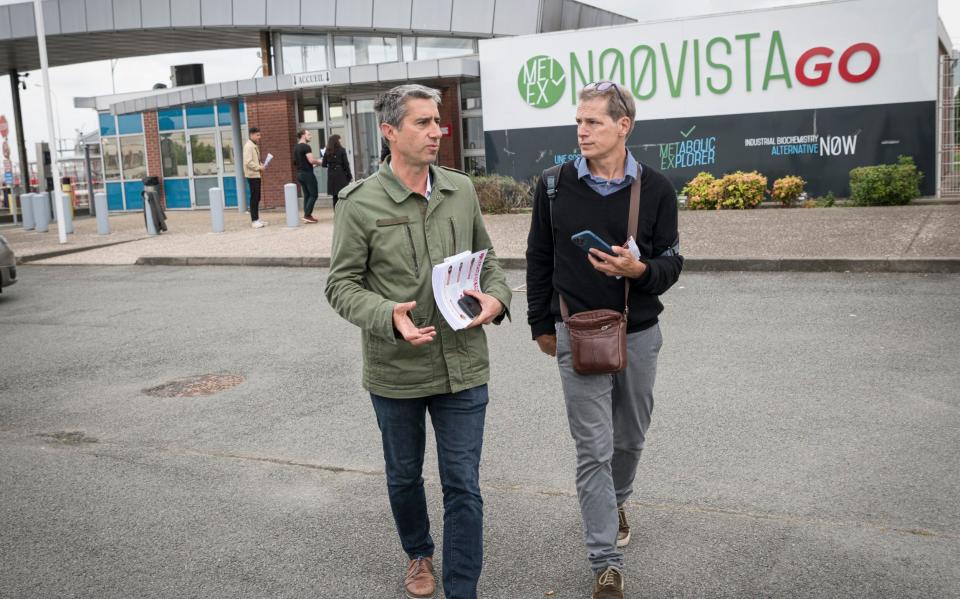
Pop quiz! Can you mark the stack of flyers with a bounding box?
[431,249,487,330]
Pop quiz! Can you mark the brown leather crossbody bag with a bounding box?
[556,175,641,375]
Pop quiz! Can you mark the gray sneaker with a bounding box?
[592,566,624,599]
[616,504,631,548]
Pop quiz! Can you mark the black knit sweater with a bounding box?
[525,160,684,339]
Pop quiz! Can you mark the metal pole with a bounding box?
[21,192,35,230]
[283,182,299,228]
[32,0,67,244]
[209,187,224,233]
[8,69,29,197]
[229,100,246,213]
[33,193,50,232]
[84,143,95,217]
[94,192,110,234]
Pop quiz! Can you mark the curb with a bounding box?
[136,256,331,267]
[17,238,149,264]
[133,256,960,273]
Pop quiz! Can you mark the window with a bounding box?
[282,33,329,73]
[461,81,482,111]
[462,117,484,151]
[99,113,116,136]
[117,113,143,135]
[120,137,146,180]
[464,156,486,177]
[460,81,485,175]
[221,133,236,175]
[160,132,187,177]
[186,104,216,129]
[217,102,246,127]
[415,37,476,61]
[334,35,399,67]
[158,108,184,131]
[101,137,120,179]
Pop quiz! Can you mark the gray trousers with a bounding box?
[556,321,663,572]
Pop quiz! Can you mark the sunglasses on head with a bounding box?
[584,80,628,116]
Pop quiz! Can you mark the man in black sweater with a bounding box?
[526,81,683,599]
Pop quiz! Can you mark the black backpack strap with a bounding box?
[542,163,563,201]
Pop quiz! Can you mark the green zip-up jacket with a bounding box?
[324,159,512,399]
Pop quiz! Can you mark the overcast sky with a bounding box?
[0,0,958,166]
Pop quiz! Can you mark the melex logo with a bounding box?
[518,55,566,108]
[534,31,882,105]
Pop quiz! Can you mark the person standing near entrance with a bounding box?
[243,127,267,228]
[526,81,683,599]
[294,129,323,223]
[325,84,511,599]
[320,134,352,210]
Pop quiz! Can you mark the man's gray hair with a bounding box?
[578,82,636,135]
[374,84,442,129]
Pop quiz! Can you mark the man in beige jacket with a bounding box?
[243,127,267,228]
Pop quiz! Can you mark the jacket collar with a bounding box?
[377,156,459,205]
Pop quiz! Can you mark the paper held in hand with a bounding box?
[432,250,488,331]
[263,153,274,168]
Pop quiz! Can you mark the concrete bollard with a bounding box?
[94,192,110,235]
[21,193,35,231]
[60,194,74,234]
[33,193,51,233]
[284,182,299,228]
[209,187,224,233]
[144,192,158,236]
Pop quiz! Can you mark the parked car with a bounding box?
[0,235,17,292]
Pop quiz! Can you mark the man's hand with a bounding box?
[463,290,504,329]
[393,301,436,345]
[588,245,647,278]
[536,334,557,357]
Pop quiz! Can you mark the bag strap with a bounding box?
[558,170,642,321]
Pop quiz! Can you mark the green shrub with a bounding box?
[816,191,836,207]
[771,175,806,207]
[714,171,767,209]
[681,172,718,210]
[470,175,532,214]
[848,156,923,206]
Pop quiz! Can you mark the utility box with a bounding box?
[171,64,205,87]
[35,142,52,192]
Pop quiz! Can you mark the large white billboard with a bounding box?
[479,0,938,132]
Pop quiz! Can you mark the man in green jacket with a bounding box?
[324,84,511,599]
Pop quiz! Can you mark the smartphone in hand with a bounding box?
[571,230,614,256]
[457,294,483,319]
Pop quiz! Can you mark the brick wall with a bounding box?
[436,81,462,171]
[246,93,298,209]
[142,110,164,206]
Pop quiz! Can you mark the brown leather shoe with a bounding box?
[404,556,436,599]
[616,504,631,548]
[592,566,624,599]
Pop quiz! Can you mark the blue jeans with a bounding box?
[370,384,488,599]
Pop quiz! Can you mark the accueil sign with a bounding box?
[480,0,937,131]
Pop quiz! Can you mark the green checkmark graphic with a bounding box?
[680,125,697,138]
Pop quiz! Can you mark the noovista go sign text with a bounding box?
[519,30,882,106]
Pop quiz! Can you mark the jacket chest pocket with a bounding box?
[376,216,420,277]
[447,216,465,256]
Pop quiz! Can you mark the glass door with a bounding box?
[188,132,221,208]
[349,98,382,179]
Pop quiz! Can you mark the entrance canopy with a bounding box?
[0,0,632,73]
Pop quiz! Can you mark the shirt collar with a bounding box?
[386,158,432,199]
[576,150,640,182]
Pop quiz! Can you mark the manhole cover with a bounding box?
[143,374,245,398]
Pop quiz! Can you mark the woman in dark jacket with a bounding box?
[321,134,352,209]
